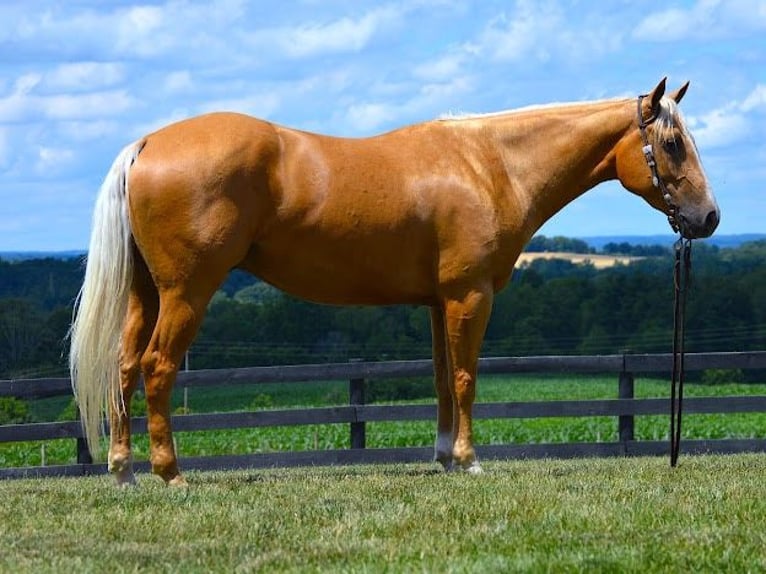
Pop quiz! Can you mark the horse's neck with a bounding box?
[482,100,633,237]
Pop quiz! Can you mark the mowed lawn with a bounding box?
[1,454,765,573]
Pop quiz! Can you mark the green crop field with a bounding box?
[1,455,765,572]
[3,374,766,468]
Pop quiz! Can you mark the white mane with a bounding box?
[437,96,693,151]
[438,95,689,144]
[437,98,623,121]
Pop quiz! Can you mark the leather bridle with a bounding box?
[637,95,681,235]
[637,94,692,467]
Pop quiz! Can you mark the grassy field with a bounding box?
[3,374,766,468]
[1,454,765,572]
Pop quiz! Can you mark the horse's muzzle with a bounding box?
[680,207,720,239]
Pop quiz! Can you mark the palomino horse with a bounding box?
[70,78,719,485]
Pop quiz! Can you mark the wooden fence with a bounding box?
[1,351,766,479]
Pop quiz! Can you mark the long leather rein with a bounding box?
[637,94,692,467]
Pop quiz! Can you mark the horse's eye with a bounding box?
[662,139,679,154]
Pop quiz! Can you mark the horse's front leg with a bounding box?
[443,287,493,473]
[430,306,454,470]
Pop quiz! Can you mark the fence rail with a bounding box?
[1,351,765,479]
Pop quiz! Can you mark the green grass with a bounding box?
[3,375,766,468]
[1,455,765,572]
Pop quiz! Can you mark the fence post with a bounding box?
[618,370,635,443]
[76,437,93,464]
[74,406,93,464]
[349,360,366,449]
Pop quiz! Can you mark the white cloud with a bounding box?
[418,76,472,105]
[633,0,766,41]
[690,108,750,149]
[0,72,135,122]
[414,51,469,82]
[345,102,398,132]
[741,84,766,112]
[0,127,9,170]
[248,5,403,59]
[163,71,193,93]
[342,76,473,133]
[0,74,42,122]
[45,62,125,92]
[35,146,76,174]
[43,90,135,121]
[633,6,702,41]
[6,0,247,61]
[59,120,119,142]
[480,2,562,62]
[14,73,42,94]
[113,5,172,57]
[475,1,622,64]
[688,83,766,149]
[120,5,163,35]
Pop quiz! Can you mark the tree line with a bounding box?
[1,238,764,379]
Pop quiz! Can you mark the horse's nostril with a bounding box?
[705,209,720,231]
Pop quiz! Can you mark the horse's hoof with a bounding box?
[465,461,484,475]
[167,475,189,488]
[108,452,136,486]
[434,433,454,472]
[114,472,137,487]
[452,458,483,474]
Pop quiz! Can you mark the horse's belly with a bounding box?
[241,238,437,306]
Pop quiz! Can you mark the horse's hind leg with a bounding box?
[109,251,158,486]
[140,282,219,486]
[430,306,454,470]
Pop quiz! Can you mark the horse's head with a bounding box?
[615,78,720,239]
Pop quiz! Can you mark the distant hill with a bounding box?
[581,234,766,250]
[1,234,763,261]
[0,250,84,262]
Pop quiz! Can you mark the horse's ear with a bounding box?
[669,81,690,104]
[642,77,667,120]
[647,77,667,116]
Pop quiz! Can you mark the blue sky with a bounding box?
[1,0,764,251]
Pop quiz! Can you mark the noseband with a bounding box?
[637,95,680,235]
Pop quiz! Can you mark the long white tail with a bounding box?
[69,141,144,457]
